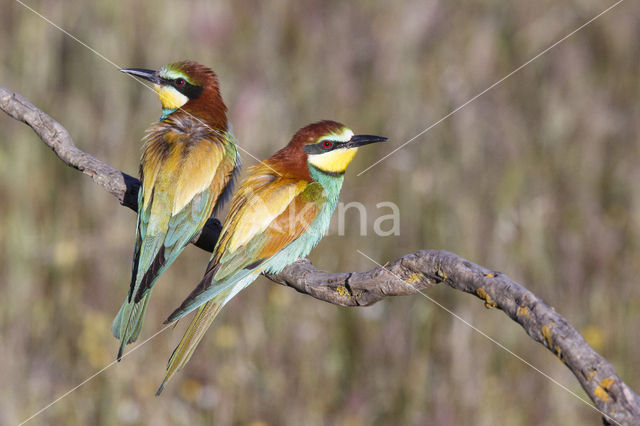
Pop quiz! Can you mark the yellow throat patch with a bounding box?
[308,147,358,174]
[153,85,189,110]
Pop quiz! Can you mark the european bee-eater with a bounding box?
[112,61,240,360]
[156,120,386,393]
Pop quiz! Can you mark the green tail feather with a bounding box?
[112,291,152,361]
[156,300,223,395]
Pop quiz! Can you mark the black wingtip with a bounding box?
[164,309,181,325]
[155,383,166,396]
[165,297,194,324]
[117,344,125,362]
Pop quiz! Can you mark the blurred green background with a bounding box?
[1,0,639,424]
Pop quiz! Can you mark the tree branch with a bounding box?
[2,85,638,424]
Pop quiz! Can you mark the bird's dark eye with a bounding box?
[175,78,186,87]
[321,140,333,150]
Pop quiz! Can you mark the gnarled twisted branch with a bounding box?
[1,85,639,425]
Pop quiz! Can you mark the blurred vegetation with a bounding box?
[1,0,639,424]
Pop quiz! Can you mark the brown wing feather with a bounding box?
[211,163,299,263]
[255,184,323,259]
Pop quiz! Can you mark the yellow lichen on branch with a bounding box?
[405,272,422,284]
[541,324,554,348]
[594,385,611,402]
[476,288,497,308]
[336,286,350,297]
[517,306,530,319]
[601,378,615,389]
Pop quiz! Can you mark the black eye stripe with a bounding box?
[159,77,204,100]
[303,140,347,155]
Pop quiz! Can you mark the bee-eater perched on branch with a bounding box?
[112,61,240,361]
[156,120,386,393]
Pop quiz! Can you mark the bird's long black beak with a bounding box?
[346,134,388,148]
[120,68,160,84]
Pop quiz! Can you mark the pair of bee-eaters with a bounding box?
[113,60,386,394]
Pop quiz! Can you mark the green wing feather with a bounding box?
[156,173,325,393]
[112,122,238,360]
[166,175,317,323]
